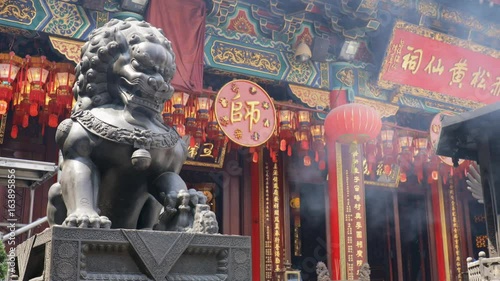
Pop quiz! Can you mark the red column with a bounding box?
[327,143,341,279]
[430,180,447,281]
[327,89,347,279]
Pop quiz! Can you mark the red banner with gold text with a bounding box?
[338,144,368,279]
[378,21,500,104]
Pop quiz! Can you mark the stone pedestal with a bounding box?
[15,227,251,281]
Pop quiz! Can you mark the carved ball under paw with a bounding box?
[191,205,219,234]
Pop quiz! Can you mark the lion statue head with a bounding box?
[72,18,176,116]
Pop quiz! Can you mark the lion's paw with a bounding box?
[63,210,111,229]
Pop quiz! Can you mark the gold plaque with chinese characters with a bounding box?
[215,80,276,147]
[379,20,500,105]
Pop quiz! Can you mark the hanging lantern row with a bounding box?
[162,93,227,159]
[267,109,324,168]
[363,125,469,185]
[161,92,327,169]
[0,52,76,139]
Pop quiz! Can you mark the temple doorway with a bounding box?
[289,182,328,281]
[366,187,432,281]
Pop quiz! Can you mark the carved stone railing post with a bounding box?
[467,251,500,280]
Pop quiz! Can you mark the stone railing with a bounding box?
[467,251,500,280]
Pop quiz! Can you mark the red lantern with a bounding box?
[24,56,52,117]
[310,125,326,171]
[278,110,296,152]
[171,92,189,126]
[414,137,429,183]
[324,103,382,144]
[196,96,212,141]
[53,62,75,112]
[0,52,23,114]
[297,111,311,150]
[398,135,414,173]
[184,96,197,144]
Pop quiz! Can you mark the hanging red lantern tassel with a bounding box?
[297,111,311,151]
[364,139,378,178]
[249,147,259,163]
[172,92,189,126]
[310,124,326,170]
[195,96,212,142]
[267,128,280,163]
[10,125,18,139]
[184,96,197,138]
[279,110,295,152]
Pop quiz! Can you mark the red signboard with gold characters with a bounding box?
[215,80,276,147]
[379,21,500,104]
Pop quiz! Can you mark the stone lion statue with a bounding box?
[358,263,371,281]
[47,18,215,232]
[316,261,331,281]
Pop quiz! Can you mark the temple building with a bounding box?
[0,0,499,280]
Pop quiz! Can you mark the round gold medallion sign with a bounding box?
[214,80,276,147]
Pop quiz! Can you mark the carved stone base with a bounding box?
[15,226,251,281]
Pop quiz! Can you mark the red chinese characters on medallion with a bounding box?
[215,80,276,147]
[379,21,500,104]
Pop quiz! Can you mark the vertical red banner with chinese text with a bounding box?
[338,144,368,279]
[379,21,500,104]
[262,150,285,280]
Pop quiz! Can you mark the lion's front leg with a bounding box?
[60,158,110,228]
[57,119,111,228]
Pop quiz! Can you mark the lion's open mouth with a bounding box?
[119,77,164,112]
